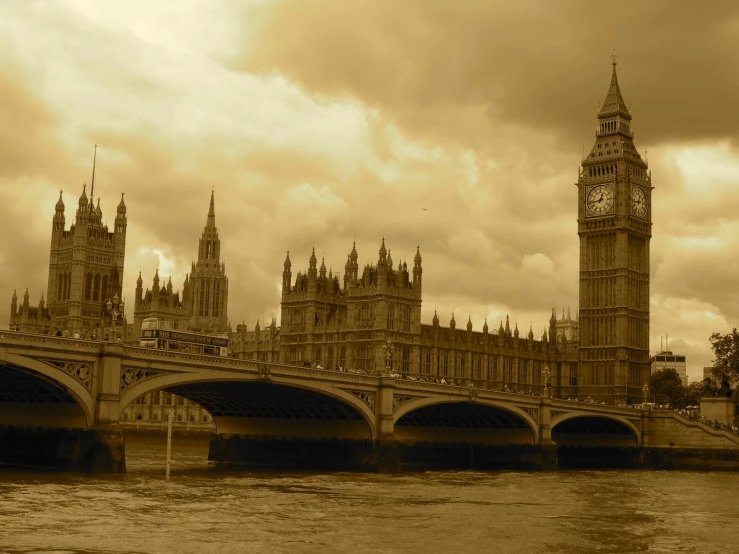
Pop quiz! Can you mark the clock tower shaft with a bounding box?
[577,59,652,405]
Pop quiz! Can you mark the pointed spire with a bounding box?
[528,324,534,341]
[599,54,630,119]
[56,190,65,210]
[136,271,143,285]
[499,319,504,335]
[206,190,216,228]
[414,245,422,265]
[78,183,88,207]
[387,249,393,269]
[450,312,456,330]
[466,315,472,332]
[319,256,327,278]
[513,321,519,339]
[309,247,317,268]
[350,241,358,262]
[88,145,97,212]
[117,192,126,215]
[432,309,439,326]
[96,198,102,216]
[505,314,510,334]
[378,237,387,261]
[483,318,489,333]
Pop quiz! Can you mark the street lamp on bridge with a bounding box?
[542,364,551,397]
[642,382,650,410]
[106,293,124,342]
[383,340,394,376]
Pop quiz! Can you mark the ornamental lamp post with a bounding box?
[383,340,394,376]
[642,382,650,409]
[542,364,551,397]
[106,293,125,342]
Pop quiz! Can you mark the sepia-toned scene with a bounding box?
[2,1,739,553]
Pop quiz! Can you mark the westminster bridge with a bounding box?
[2,331,739,473]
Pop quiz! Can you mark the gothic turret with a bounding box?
[505,315,511,337]
[308,248,318,281]
[432,309,439,327]
[52,191,65,236]
[135,271,143,303]
[282,250,292,291]
[483,318,489,336]
[450,313,456,331]
[466,316,473,333]
[413,246,422,289]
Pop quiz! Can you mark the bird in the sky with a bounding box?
[422,207,428,211]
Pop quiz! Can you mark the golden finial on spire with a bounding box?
[611,50,618,66]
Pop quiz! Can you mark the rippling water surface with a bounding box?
[2,433,739,554]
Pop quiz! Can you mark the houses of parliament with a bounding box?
[9,59,652,408]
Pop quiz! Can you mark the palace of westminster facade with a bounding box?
[10,60,652,416]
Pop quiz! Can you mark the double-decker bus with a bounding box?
[139,317,229,357]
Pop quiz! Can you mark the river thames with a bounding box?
[1,433,739,554]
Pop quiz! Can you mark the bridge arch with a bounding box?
[119,371,378,439]
[393,397,539,444]
[0,352,95,428]
[551,412,641,447]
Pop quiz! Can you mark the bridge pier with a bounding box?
[0,424,126,473]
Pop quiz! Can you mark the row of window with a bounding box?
[197,279,222,317]
[84,273,110,302]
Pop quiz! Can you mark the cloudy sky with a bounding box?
[2,0,738,380]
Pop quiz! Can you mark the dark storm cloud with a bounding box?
[236,0,739,149]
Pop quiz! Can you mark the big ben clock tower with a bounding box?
[577,56,652,405]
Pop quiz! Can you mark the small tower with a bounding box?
[483,318,489,337]
[450,313,456,332]
[52,191,65,238]
[135,271,143,303]
[467,315,473,333]
[413,246,422,290]
[282,251,292,291]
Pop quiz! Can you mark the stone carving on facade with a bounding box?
[348,390,375,410]
[550,410,567,419]
[627,418,641,429]
[48,360,93,391]
[523,407,538,420]
[392,395,419,411]
[120,367,165,392]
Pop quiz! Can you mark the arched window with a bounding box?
[84,273,93,301]
[93,274,101,302]
[403,306,411,332]
[387,304,395,330]
[65,272,71,300]
[359,303,371,328]
[58,273,64,301]
[101,275,109,303]
[213,281,220,317]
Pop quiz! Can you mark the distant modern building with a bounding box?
[651,350,688,386]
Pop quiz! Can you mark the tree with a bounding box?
[709,328,739,381]
[650,367,687,408]
[708,328,739,397]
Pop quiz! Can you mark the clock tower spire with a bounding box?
[577,58,652,405]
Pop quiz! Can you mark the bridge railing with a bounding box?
[0,330,101,353]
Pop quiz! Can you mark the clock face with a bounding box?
[631,185,648,218]
[586,184,614,216]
